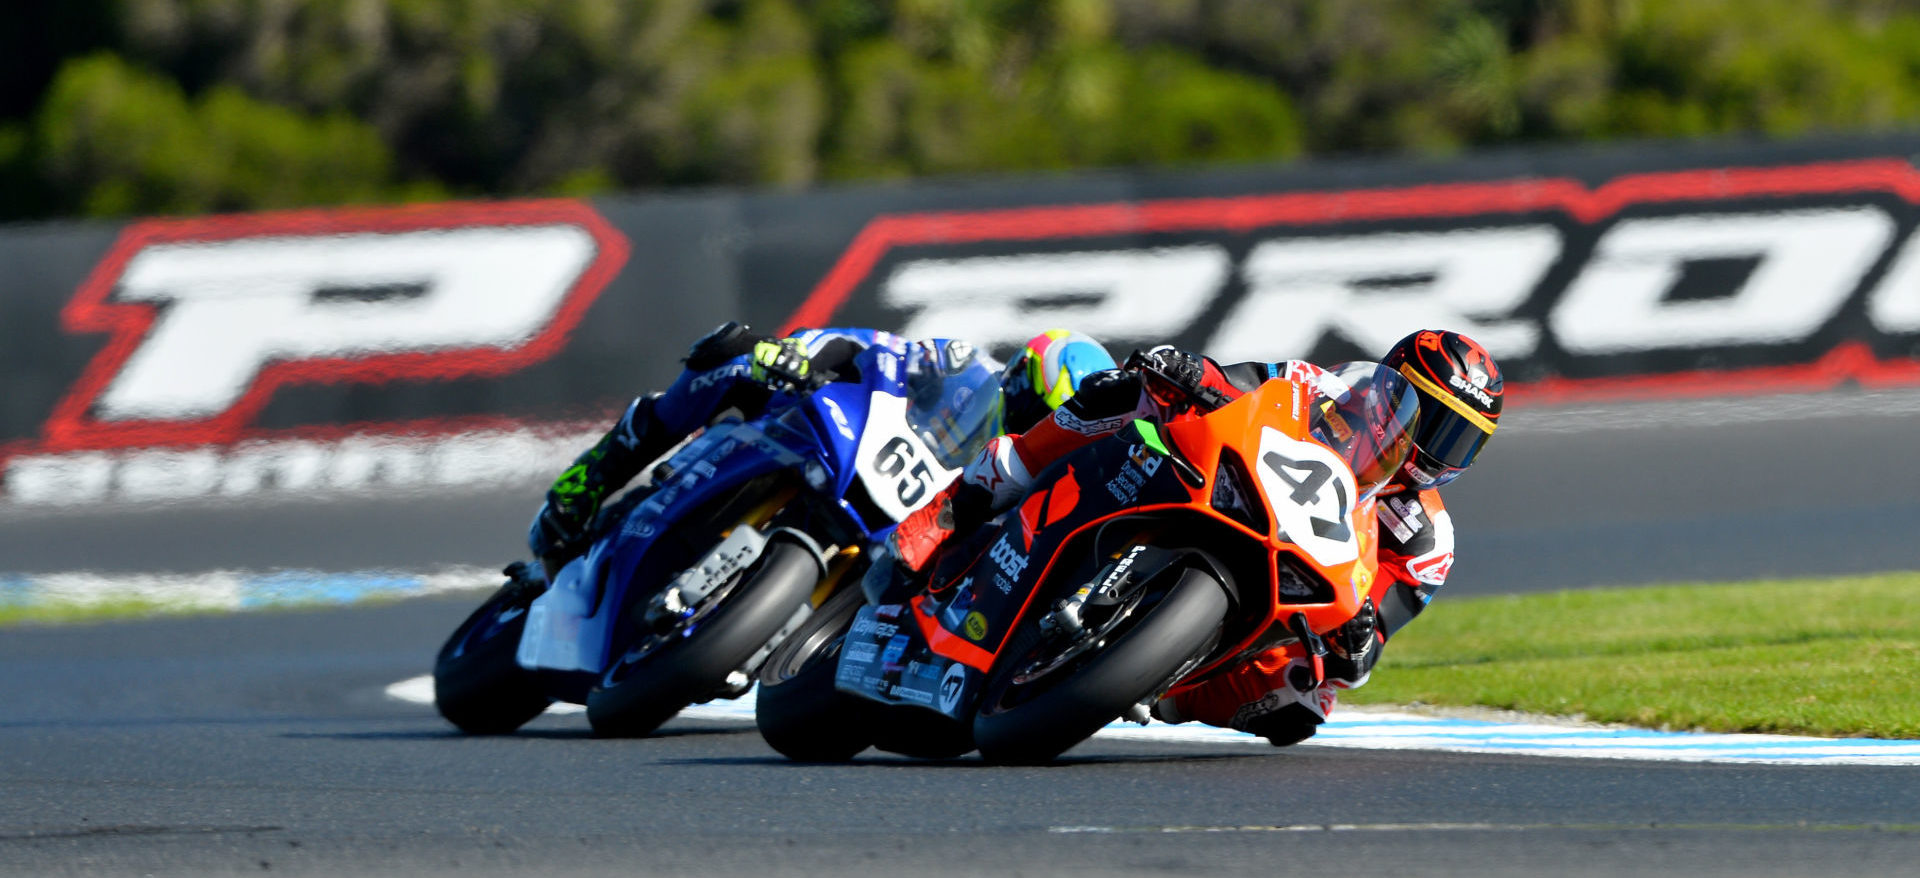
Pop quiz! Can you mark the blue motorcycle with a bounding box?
[432,337,1004,736]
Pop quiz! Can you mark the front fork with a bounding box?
[638,484,801,633]
[707,546,865,700]
[1036,543,1225,725]
[630,477,862,701]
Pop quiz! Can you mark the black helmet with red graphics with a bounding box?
[1381,329,1502,489]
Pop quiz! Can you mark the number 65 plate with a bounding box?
[853,392,960,522]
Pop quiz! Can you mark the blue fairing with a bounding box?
[810,382,872,496]
[552,343,913,673]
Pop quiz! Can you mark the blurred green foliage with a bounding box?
[7,0,1920,220]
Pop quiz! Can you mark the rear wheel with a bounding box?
[972,567,1229,764]
[433,580,551,735]
[586,540,821,737]
[754,584,879,761]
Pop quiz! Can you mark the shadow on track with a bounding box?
[0,714,398,731]
[281,724,760,741]
[665,750,1266,768]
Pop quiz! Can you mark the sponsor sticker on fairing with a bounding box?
[938,662,968,714]
[962,611,989,641]
[821,396,857,440]
[880,633,912,673]
[988,534,1030,581]
[850,614,900,640]
[841,640,878,666]
[1104,445,1164,504]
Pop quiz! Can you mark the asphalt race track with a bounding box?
[7,596,1920,878]
[8,387,1920,592]
[6,389,1920,876]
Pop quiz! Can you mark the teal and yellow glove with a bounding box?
[750,338,813,390]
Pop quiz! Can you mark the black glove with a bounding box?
[1243,703,1324,747]
[683,321,759,370]
[1128,345,1227,408]
[1133,345,1204,387]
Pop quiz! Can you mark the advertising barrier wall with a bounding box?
[8,136,1920,508]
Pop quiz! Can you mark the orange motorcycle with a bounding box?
[755,360,1419,764]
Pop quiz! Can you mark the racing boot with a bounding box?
[1242,702,1328,747]
[529,394,679,578]
[1149,643,1339,746]
[1322,598,1381,688]
[500,560,550,601]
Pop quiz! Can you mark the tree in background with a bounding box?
[6,0,1920,221]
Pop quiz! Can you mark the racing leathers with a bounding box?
[529,323,966,574]
[1154,481,1453,745]
[886,347,1457,746]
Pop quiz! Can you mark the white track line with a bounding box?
[385,675,1920,765]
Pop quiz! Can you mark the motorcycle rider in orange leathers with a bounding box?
[868,329,1502,746]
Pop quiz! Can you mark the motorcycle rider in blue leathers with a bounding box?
[526,322,1117,578]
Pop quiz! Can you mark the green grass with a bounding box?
[0,591,440,628]
[0,597,206,627]
[1343,572,1920,739]
[10,571,1920,739]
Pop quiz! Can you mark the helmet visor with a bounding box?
[1409,402,1491,471]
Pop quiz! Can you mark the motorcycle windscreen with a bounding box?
[1308,362,1419,500]
[903,353,1006,470]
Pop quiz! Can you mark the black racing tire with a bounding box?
[754,584,880,761]
[586,540,821,738]
[433,584,552,735]
[972,567,1229,765]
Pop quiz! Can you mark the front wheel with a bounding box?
[972,567,1229,764]
[433,580,551,735]
[586,540,821,738]
[754,584,880,761]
